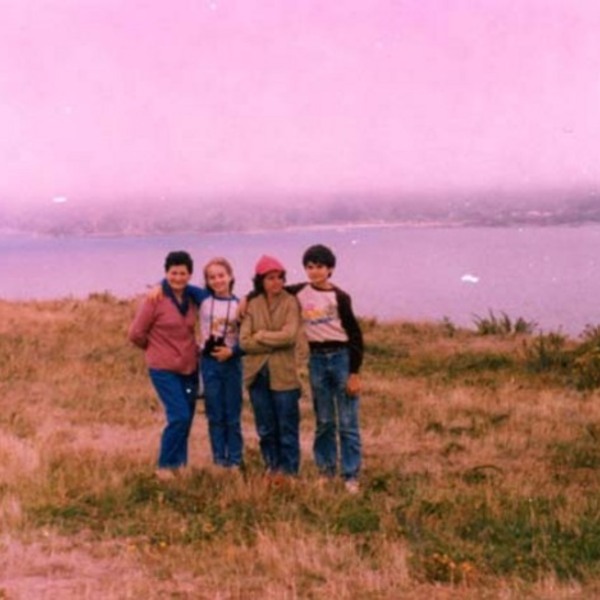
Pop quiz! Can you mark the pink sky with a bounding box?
[2,0,600,207]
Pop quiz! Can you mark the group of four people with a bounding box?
[128,244,364,493]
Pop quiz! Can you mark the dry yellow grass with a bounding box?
[2,296,600,598]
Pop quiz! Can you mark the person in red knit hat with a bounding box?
[240,255,302,476]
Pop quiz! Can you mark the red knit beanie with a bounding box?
[255,255,285,275]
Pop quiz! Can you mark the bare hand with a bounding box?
[346,373,361,396]
[211,346,233,362]
[238,296,249,319]
[147,284,163,302]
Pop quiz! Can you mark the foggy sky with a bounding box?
[2,0,600,208]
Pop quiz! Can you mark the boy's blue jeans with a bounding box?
[149,368,198,469]
[249,365,301,475]
[309,348,362,481]
[201,356,244,467]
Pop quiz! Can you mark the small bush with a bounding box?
[580,324,600,343]
[550,425,600,470]
[409,491,600,582]
[473,310,537,336]
[439,316,457,337]
[446,352,514,376]
[571,327,600,390]
[524,332,571,373]
[333,502,380,534]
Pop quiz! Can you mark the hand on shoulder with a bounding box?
[237,296,249,319]
[146,284,163,302]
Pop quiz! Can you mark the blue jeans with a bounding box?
[201,356,243,467]
[249,365,301,475]
[309,348,361,481]
[149,369,198,469]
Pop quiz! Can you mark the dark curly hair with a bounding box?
[302,244,336,269]
[164,250,194,274]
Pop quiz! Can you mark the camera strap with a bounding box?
[208,296,232,339]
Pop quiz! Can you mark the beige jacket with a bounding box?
[239,291,301,391]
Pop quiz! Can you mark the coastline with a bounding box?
[2,219,600,240]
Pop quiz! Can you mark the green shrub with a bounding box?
[409,491,600,582]
[550,425,600,469]
[439,316,457,337]
[333,502,380,534]
[473,310,537,336]
[446,352,514,376]
[571,326,600,390]
[524,332,571,373]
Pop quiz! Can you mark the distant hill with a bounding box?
[2,191,599,236]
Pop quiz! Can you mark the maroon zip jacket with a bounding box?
[128,296,198,374]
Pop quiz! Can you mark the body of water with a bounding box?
[1,224,598,335]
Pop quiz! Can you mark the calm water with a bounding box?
[1,225,599,334]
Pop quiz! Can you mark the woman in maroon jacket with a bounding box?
[129,251,199,480]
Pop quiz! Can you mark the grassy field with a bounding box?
[2,294,600,598]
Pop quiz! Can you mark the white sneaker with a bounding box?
[154,468,177,482]
[344,479,360,494]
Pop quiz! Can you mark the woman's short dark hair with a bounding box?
[164,250,194,274]
[252,271,286,295]
[302,244,336,268]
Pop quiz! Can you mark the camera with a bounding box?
[202,335,226,357]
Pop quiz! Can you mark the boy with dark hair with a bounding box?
[287,244,364,493]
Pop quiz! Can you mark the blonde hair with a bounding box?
[203,257,235,293]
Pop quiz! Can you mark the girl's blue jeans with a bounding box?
[309,348,362,481]
[249,365,301,475]
[149,368,198,469]
[201,356,243,467]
